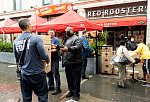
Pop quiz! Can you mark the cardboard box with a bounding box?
[39,35,51,45]
[102,46,113,52]
[42,60,51,73]
[42,53,51,73]
[126,70,139,80]
[101,68,113,74]
[113,68,119,75]
[102,64,113,69]
[44,45,51,53]
[102,52,113,57]
[102,58,112,65]
[132,53,141,59]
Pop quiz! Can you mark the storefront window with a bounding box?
[14,0,26,10]
[53,0,61,5]
[43,0,51,5]
[61,0,69,3]
[43,0,62,5]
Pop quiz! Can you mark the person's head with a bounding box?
[136,41,141,46]
[48,29,55,38]
[120,40,125,46]
[82,31,89,38]
[65,27,74,37]
[18,18,32,33]
[131,36,135,42]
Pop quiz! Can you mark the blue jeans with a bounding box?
[47,60,60,90]
[81,57,87,77]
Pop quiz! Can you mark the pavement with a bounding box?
[0,62,150,102]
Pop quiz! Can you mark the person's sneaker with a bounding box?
[51,89,62,95]
[141,82,148,86]
[48,87,54,91]
[73,95,80,101]
[139,78,147,82]
[82,75,89,79]
[146,83,150,87]
[66,92,74,98]
[118,84,125,88]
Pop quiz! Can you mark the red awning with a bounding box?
[0,18,16,34]
[4,15,48,33]
[91,16,147,27]
[38,10,102,32]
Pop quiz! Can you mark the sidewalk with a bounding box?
[0,62,150,102]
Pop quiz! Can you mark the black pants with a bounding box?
[81,57,87,77]
[143,59,150,74]
[47,60,60,89]
[65,64,82,96]
[20,72,48,102]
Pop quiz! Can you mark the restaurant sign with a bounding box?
[86,3,147,18]
[35,3,73,16]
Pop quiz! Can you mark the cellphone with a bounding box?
[59,46,64,48]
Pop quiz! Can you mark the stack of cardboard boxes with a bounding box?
[39,35,51,73]
[126,70,139,80]
[101,46,113,74]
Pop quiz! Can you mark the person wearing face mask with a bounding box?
[60,27,82,101]
[126,36,137,51]
[81,31,95,79]
[47,29,62,95]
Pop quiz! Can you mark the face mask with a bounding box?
[66,31,71,37]
[131,39,134,41]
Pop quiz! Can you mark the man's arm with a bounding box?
[36,36,50,64]
[82,38,94,52]
[134,44,142,53]
[13,42,18,64]
[51,38,61,52]
[67,38,82,52]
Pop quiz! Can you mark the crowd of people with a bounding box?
[13,18,95,102]
[115,36,150,88]
[13,18,150,102]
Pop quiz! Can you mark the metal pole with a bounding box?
[36,31,38,35]
[146,0,150,44]
[2,30,5,43]
[96,31,98,74]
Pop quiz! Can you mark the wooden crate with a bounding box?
[39,35,51,45]
[101,67,113,74]
[102,46,113,52]
[113,67,119,75]
[126,70,139,80]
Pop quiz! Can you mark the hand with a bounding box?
[46,63,50,67]
[92,51,95,54]
[134,58,141,64]
[46,60,50,64]
[51,44,57,49]
[60,46,68,52]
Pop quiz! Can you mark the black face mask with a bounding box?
[66,31,71,37]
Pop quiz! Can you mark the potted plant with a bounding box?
[86,31,108,75]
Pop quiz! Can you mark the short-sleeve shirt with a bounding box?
[51,37,61,61]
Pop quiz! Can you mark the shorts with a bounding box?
[142,59,150,74]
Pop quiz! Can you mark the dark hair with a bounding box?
[48,29,54,32]
[82,31,87,35]
[18,18,30,31]
[131,36,135,38]
[136,41,141,44]
[120,40,125,45]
